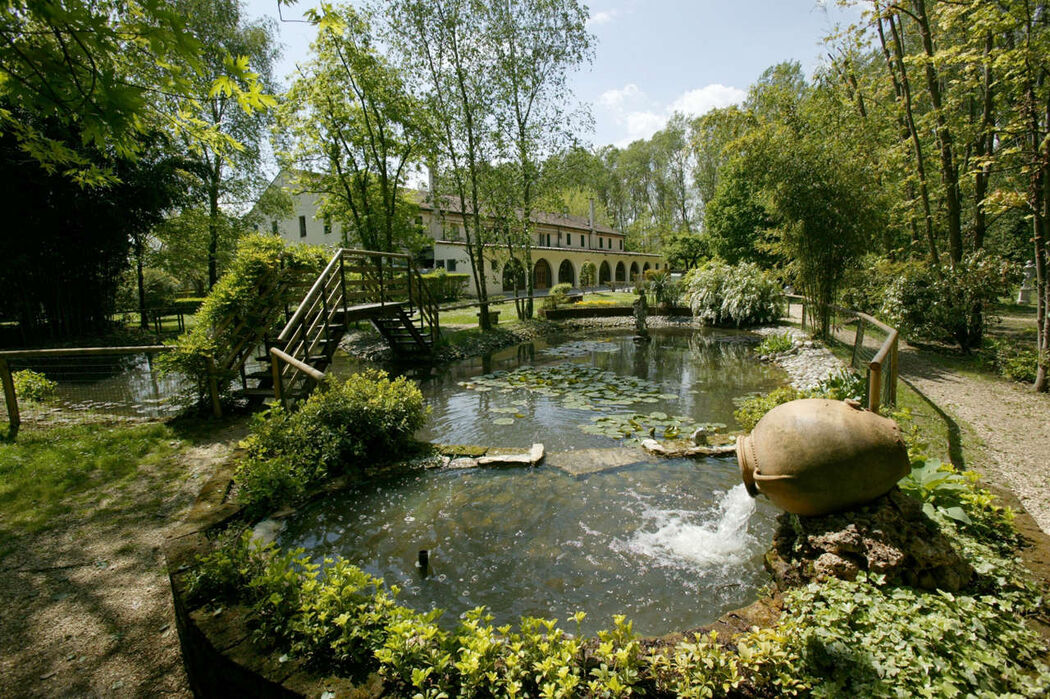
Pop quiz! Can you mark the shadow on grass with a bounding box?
[899,376,966,469]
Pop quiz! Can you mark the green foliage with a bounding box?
[644,269,682,308]
[776,573,1048,697]
[235,369,428,512]
[703,160,777,267]
[734,369,863,431]
[733,386,804,432]
[117,267,180,311]
[683,260,784,327]
[985,337,1039,384]
[420,270,470,302]
[881,251,1013,352]
[160,234,326,401]
[580,262,597,288]
[756,332,794,355]
[12,370,57,403]
[542,283,573,309]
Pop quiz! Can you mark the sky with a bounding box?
[244,0,860,149]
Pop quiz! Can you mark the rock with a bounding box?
[447,457,479,469]
[546,448,645,476]
[765,488,974,592]
[476,443,544,468]
[641,439,736,458]
[690,427,709,446]
[251,518,284,545]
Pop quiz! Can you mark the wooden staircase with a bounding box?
[267,248,439,408]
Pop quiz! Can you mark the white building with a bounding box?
[261,171,665,298]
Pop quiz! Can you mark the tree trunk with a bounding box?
[135,233,148,330]
[207,156,222,290]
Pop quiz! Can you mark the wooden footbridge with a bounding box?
[219,248,439,411]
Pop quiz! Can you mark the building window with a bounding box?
[435,260,445,269]
[447,259,457,272]
[655,263,660,270]
[619,239,623,250]
[599,237,604,249]
[546,233,552,246]
[323,216,331,235]
[415,216,423,225]
[567,233,572,246]
[298,216,307,238]
[271,220,278,235]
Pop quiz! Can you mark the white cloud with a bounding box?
[667,84,747,118]
[596,82,746,146]
[587,9,619,26]
[598,83,643,110]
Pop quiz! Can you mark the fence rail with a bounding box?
[785,295,899,413]
[0,345,178,437]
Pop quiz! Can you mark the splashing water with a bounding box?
[626,484,758,570]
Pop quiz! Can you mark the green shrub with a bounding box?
[116,266,180,311]
[683,260,783,326]
[542,282,572,309]
[235,369,428,512]
[757,332,794,355]
[644,269,683,308]
[985,337,1039,384]
[160,234,327,403]
[420,269,470,302]
[814,369,865,402]
[12,369,56,402]
[733,386,804,431]
[580,262,597,288]
[880,251,1013,352]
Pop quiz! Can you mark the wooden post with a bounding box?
[205,355,222,418]
[270,349,285,409]
[868,361,883,414]
[0,357,20,438]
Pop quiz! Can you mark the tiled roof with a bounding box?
[407,189,622,236]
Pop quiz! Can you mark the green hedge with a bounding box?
[421,270,470,302]
[235,369,428,513]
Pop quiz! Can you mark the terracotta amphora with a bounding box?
[736,398,910,516]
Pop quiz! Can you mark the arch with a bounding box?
[502,259,526,292]
[534,258,552,290]
[579,261,597,287]
[642,262,651,273]
[615,261,626,283]
[629,262,639,281]
[598,261,611,285]
[557,259,575,286]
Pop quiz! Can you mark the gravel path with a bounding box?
[897,345,1050,534]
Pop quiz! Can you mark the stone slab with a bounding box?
[641,439,736,459]
[476,443,544,467]
[545,448,650,476]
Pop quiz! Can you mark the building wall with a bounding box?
[267,181,664,298]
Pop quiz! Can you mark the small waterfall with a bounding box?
[626,484,758,569]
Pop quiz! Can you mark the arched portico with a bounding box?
[615,261,625,283]
[629,262,639,281]
[558,259,575,286]
[502,259,526,292]
[534,258,552,290]
[599,261,611,285]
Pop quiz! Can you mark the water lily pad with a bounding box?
[493,417,515,426]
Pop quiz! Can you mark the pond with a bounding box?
[286,329,786,636]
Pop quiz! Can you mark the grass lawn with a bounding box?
[0,422,184,542]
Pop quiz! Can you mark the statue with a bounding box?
[632,287,650,342]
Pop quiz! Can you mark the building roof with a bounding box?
[408,189,623,237]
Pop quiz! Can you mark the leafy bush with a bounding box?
[757,332,794,355]
[12,369,56,402]
[683,260,783,326]
[235,369,428,512]
[160,234,327,402]
[880,251,1013,352]
[733,386,804,431]
[580,261,597,288]
[814,369,865,402]
[644,269,683,308]
[985,337,1039,384]
[542,282,573,309]
[117,267,181,311]
[420,269,470,302]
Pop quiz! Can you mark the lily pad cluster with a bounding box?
[458,363,679,415]
[539,340,621,358]
[580,413,726,446]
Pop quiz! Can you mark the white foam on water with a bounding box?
[625,484,758,570]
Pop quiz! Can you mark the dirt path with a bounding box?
[0,421,245,698]
[898,344,1050,534]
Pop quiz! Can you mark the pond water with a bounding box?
[283,329,786,636]
[14,352,190,417]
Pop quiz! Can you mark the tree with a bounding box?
[663,231,707,271]
[704,160,777,266]
[166,0,279,289]
[485,0,592,319]
[279,4,427,253]
[0,0,274,187]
